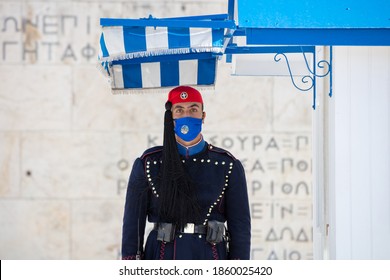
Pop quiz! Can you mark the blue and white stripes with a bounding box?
[110,55,217,92]
[97,16,228,93]
[99,26,224,62]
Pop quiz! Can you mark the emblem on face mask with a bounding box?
[180,92,188,99]
[174,117,202,142]
[180,125,189,134]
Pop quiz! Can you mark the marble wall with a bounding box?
[0,0,313,259]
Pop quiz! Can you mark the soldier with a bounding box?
[122,86,251,260]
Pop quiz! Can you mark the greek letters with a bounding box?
[2,15,79,35]
[1,14,95,63]
[1,40,97,62]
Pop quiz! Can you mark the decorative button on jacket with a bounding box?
[122,142,251,260]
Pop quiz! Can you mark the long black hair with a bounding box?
[158,101,202,229]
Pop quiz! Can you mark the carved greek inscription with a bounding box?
[1,13,96,63]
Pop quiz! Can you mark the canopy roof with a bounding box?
[237,0,390,46]
[98,0,390,94]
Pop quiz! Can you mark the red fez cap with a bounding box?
[167,86,203,105]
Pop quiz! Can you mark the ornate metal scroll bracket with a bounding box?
[274,53,315,92]
[274,47,332,109]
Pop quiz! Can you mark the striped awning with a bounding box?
[98,15,233,93]
[109,53,217,92]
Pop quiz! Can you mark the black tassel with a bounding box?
[158,101,202,229]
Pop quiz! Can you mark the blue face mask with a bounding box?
[174,117,203,142]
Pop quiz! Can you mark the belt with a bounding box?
[153,223,207,234]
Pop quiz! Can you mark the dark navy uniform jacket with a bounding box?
[122,140,251,260]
